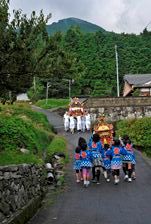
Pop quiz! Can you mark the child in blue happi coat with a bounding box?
[102,144,111,182]
[73,146,82,183]
[89,133,103,184]
[106,139,127,185]
[80,143,92,187]
[73,137,87,183]
[122,140,136,182]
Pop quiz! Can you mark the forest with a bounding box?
[0,0,151,101]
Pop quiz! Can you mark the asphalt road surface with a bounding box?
[29,107,151,224]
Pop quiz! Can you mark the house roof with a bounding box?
[124,74,151,87]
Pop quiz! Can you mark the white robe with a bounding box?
[69,116,75,130]
[63,114,69,131]
[77,116,82,131]
[85,114,91,130]
[81,116,86,132]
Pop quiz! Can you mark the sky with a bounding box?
[9,0,151,34]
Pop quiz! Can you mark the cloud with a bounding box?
[117,0,151,33]
[9,0,151,34]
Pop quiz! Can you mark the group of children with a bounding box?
[73,134,136,187]
[63,111,91,134]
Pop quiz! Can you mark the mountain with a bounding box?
[46,17,106,35]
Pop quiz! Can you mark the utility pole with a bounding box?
[9,91,12,102]
[115,45,120,97]
[46,81,51,104]
[69,80,71,99]
[33,76,36,91]
[63,79,74,99]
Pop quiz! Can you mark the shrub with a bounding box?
[116,117,151,156]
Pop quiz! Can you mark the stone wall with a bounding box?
[85,97,151,121]
[0,164,47,224]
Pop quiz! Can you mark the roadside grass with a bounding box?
[0,103,52,131]
[36,98,69,109]
[0,103,69,165]
[47,135,69,164]
[0,150,43,166]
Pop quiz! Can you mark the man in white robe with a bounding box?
[63,112,69,131]
[81,114,86,132]
[77,115,82,133]
[85,112,91,131]
[69,115,75,134]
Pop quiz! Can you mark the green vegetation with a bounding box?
[0,104,68,165]
[36,98,69,109]
[47,136,68,163]
[0,150,43,166]
[1,1,151,101]
[116,117,151,157]
[0,104,53,165]
[25,25,151,98]
[0,1,82,102]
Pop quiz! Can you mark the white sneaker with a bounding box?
[114,179,118,185]
[114,178,120,185]
[104,171,107,179]
[76,179,80,183]
[128,178,132,182]
[124,175,128,181]
[84,180,87,187]
[117,178,120,183]
[86,181,90,186]
[106,178,110,182]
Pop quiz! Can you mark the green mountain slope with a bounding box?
[46,17,106,35]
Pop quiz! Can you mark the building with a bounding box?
[17,93,30,101]
[123,74,151,97]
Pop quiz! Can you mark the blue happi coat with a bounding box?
[106,146,127,170]
[80,150,92,168]
[73,152,81,170]
[102,149,111,170]
[122,143,136,164]
[88,141,103,159]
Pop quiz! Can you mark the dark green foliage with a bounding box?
[0,1,50,99]
[27,79,45,102]
[60,28,151,96]
[1,0,151,99]
[116,117,151,157]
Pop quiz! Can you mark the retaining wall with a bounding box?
[85,97,151,121]
[0,164,47,224]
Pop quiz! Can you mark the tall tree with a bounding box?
[0,0,51,100]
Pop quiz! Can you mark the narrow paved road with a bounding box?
[29,107,151,224]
